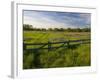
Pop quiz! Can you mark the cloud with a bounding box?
[24,15,66,29]
[23,10,91,29]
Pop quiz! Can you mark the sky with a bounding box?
[23,10,91,29]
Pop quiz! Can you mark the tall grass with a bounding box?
[23,31,90,69]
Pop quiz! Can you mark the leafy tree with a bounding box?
[23,24,33,30]
[23,24,90,32]
[41,28,46,31]
[48,28,53,31]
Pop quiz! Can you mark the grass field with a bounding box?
[23,31,91,69]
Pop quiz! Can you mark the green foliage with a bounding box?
[23,24,90,32]
[23,44,90,69]
[23,52,35,69]
[23,24,33,31]
[23,29,91,69]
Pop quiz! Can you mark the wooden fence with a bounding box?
[23,39,90,51]
[23,39,90,68]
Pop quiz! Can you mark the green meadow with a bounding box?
[23,30,91,69]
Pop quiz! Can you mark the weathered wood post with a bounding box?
[67,40,70,48]
[48,41,51,51]
[23,43,26,50]
[33,49,39,68]
[63,41,67,48]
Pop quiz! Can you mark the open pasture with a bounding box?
[23,31,90,43]
[23,31,91,69]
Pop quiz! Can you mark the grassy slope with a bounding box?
[23,31,90,43]
[23,31,91,69]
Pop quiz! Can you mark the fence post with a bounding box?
[48,41,51,51]
[23,43,26,50]
[67,40,70,48]
[33,49,40,68]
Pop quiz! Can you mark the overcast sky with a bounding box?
[23,10,91,29]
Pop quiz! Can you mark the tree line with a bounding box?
[23,24,90,32]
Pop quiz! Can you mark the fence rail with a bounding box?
[23,39,90,51]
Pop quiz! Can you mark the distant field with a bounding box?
[23,31,90,43]
[23,31,91,69]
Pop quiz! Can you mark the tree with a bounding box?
[48,28,53,31]
[75,28,82,32]
[23,24,33,30]
[41,28,46,31]
[82,28,90,32]
[67,28,72,32]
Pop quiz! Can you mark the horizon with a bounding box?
[23,24,90,29]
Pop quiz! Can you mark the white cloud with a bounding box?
[24,15,68,29]
[23,11,91,29]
